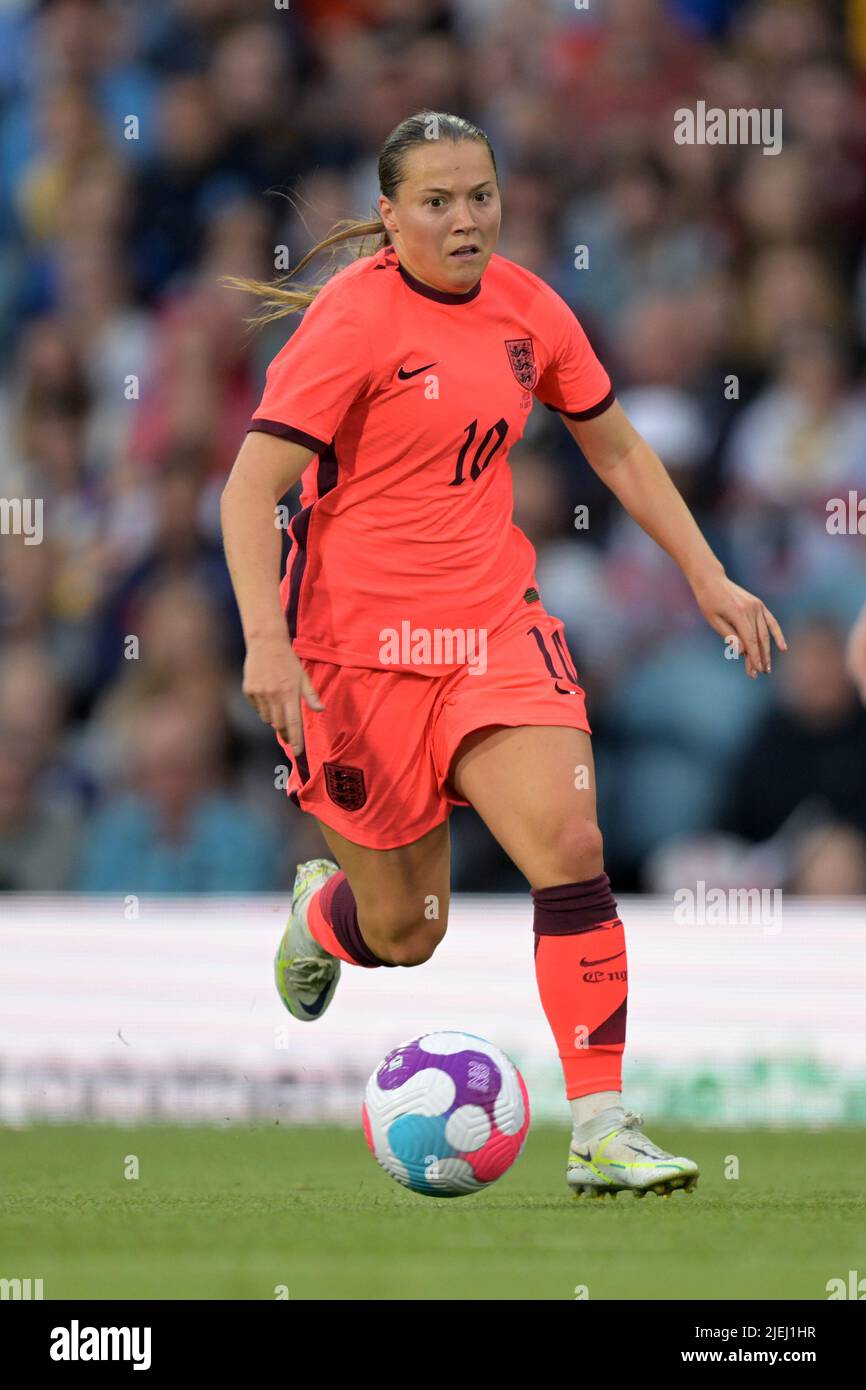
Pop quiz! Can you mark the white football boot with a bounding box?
[274,858,342,1022]
[567,1106,700,1200]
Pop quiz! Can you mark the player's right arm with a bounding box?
[220,430,323,754]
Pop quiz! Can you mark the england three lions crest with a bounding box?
[324,761,367,811]
[505,338,538,391]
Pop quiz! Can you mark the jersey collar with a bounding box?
[376,244,481,305]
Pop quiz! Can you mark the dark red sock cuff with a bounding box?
[322,873,396,968]
[532,872,619,934]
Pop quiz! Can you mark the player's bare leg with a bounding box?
[450,724,699,1199]
[316,818,452,965]
[274,818,452,1021]
[449,724,601,888]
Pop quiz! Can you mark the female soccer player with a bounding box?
[220,111,786,1199]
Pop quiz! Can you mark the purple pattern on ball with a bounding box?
[376,1039,503,1117]
[376,1041,428,1088]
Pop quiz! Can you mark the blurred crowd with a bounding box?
[1,0,866,896]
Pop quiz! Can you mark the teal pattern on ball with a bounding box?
[388,1113,459,1195]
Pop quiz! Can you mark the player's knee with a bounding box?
[386,933,441,967]
[373,904,448,966]
[548,816,605,881]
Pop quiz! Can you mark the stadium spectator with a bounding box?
[721,617,866,845]
[76,695,282,892]
[0,733,83,891]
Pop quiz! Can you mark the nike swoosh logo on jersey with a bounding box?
[397,361,438,378]
[579,950,625,967]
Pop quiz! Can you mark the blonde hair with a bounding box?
[220,110,497,329]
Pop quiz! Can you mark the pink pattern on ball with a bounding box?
[459,1068,531,1182]
[361,1101,374,1154]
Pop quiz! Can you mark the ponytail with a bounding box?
[220,211,388,327]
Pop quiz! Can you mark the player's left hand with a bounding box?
[690,571,787,678]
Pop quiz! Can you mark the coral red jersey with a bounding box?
[248,243,613,673]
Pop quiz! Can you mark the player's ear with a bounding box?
[378,194,399,235]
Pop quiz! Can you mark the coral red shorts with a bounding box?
[276,596,591,850]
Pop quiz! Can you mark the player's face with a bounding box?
[380,140,501,292]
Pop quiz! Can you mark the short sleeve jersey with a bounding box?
[249,243,613,674]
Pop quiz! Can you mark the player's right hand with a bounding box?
[242,635,324,754]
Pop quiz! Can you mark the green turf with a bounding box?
[1,1124,863,1300]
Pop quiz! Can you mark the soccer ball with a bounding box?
[362,1030,530,1197]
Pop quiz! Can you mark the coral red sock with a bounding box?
[532,874,627,1100]
[306,870,394,968]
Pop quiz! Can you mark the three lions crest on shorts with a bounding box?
[504,338,537,391]
[324,761,367,811]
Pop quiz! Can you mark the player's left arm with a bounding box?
[562,399,788,679]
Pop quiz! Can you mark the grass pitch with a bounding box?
[1,1124,863,1300]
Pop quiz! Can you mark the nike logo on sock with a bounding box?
[579,950,625,967]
